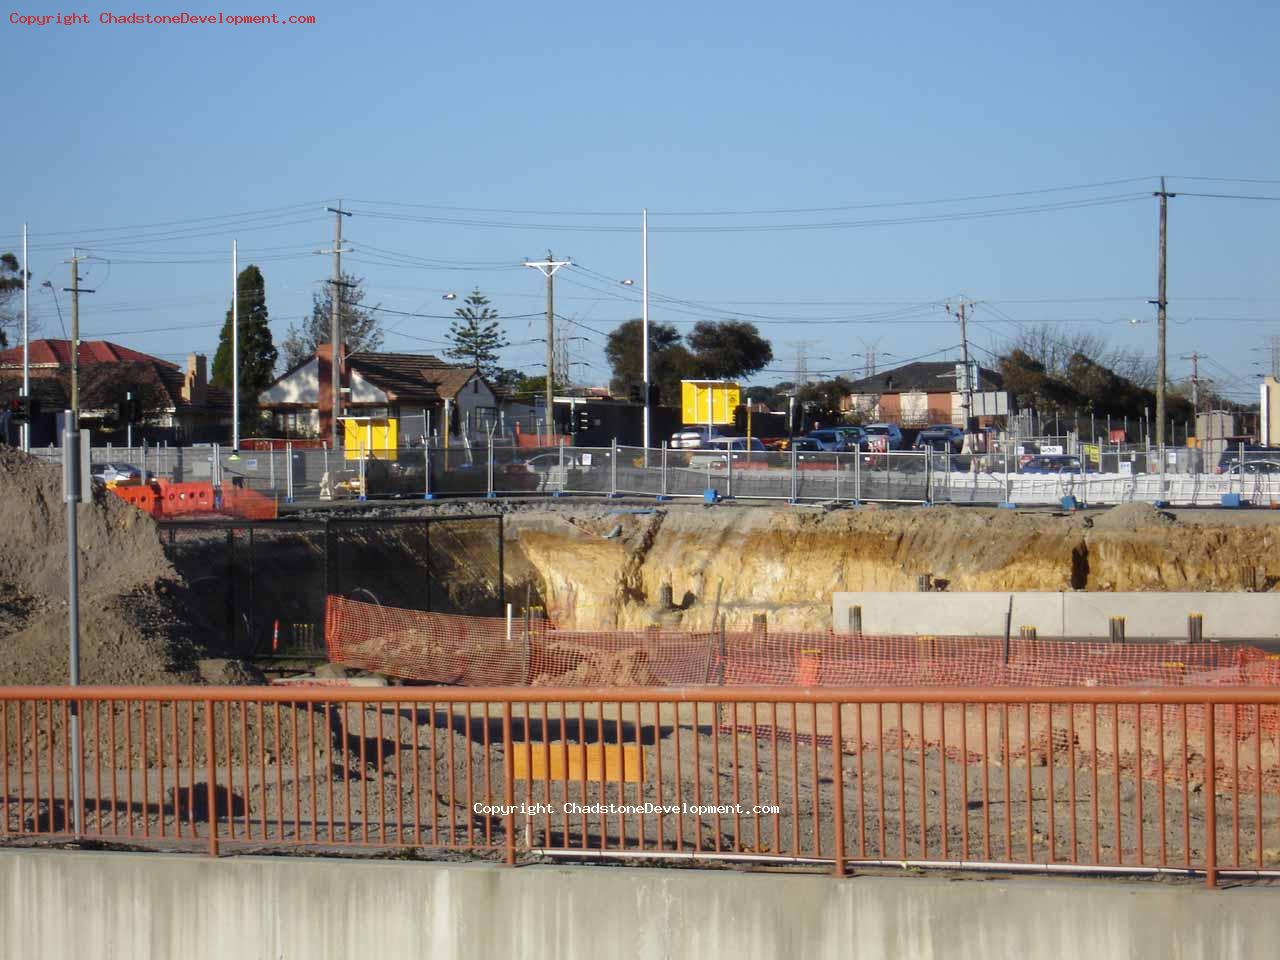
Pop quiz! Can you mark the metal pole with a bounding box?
[326,202,351,448]
[611,438,618,497]
[232,239,240,450]
[854,443,861,502]
[1154,177,1174,454]
[424,443,432,500]
[63,411,83,836]
[69,253,80,425]
[790,443,798,502]
[21,223,29,451]
[641,208,651,457]
[661,441,668,498]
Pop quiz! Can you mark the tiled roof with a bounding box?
[0,339,179,369]
[345,352,479,402]
[845,361,1003,395]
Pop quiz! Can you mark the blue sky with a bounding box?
[3,0,1278,404]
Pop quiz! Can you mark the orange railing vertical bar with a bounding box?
[831,700,846,878]
[205,699,219,857]
[502,700,515,865]
[1205,700,1217,888]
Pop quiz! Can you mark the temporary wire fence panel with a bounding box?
[1,686,1277,887]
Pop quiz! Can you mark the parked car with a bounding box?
[1019,455,1094,475]
[90,462,143,487]
[806,429,854,452]
[912,425,964,453]
[1222,459,1280,476]
[670,426,725,450]
[1216,446,1272,474]
[863,423,904,450]
[688,436,767,468]
[831,425,869,450]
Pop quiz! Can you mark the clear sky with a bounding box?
[3,0,1277,404]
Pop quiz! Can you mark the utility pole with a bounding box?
[948,299,975,436]
[523,252,571,439]
[642,208,650,453]
[321,202,353,447]
[21,223,29,451]
[1180,352,1200,413]
[231,239,239,449]
[1152,177,1175,453]
[64,251,95,427]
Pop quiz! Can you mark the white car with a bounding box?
[863,423,904,450]
[670,426,726,450]
[687,436,766,468]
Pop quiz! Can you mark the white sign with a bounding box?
[1119,460,1133,476]
[1041,444,1064,455]
[580,453,592,466]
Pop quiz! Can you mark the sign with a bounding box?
[580,453,592,466]
[681,380,741,426]
[1041,444,1064,455]
[1119,460,1133,476]
[1082,443,1100,465]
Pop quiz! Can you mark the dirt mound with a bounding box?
[0,448,198,685]
[1090,501,1176,531]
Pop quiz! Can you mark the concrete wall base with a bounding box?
[2,849,1278,959]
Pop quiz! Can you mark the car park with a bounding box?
[806,429,854,452]
[832,425,869,450]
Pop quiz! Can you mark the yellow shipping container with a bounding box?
[681,380,741,426]
[344,417,399,460]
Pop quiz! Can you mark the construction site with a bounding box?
[1,442,1278,889]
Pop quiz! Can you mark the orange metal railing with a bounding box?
[2,685,1278,888]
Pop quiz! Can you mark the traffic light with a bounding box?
[576,408,592,434]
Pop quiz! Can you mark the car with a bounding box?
[1019,455,1094,475]
[788,437,822,452]
[1223,459,1280,476]
[831,425,869,450]
[863,423,904,450]
[912,426,964,453]
[90,462,143,487]
[806,429,854,452]
[1217,446,1272,474]
[687,436,767,468]
[670,426,725,450]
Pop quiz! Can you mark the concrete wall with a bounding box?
[3,850,1279,960]
[833,591,1280,639]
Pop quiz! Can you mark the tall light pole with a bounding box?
[642,209,650,451]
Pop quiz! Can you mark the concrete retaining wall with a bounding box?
[832,591,1280,639]
[2,850,1278,960]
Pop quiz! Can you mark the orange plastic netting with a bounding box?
[325,597,1280,690]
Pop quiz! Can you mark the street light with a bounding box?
[442,292,458,301]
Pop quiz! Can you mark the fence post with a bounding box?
[424,444,433,500]
[1188,613,1204,644]
[847,605,862,634]
[487,438,495,499]
[660,441,668,500]
[205,698,219,857]
[1204,700,1217,888]
[285,442,294,503]
[322,443,330,500]
[831,700,846,877]
[610,438,618,498]
[503,700,516,866]
[835,453,841,502]
[1108,616,1125,644]
[854,444,861,503]
[790,444,798,503]
[726,442,734,499]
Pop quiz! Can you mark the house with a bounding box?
[842,360,1005,427]
[258,345,502,442]
[0,339,230,445]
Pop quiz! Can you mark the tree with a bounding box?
[0,252,30,350]
[444,289,507,378]
[604,319,695,404]
[211,265,278,429]
[796,376,856,425]
[685,320,773,380]
[279,272,383,370]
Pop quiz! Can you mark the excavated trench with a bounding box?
[499,501,1280,632]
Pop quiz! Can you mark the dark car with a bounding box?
[912,426,964,453]
[1217,446,1272,474]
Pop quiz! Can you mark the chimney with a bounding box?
[184,353,208,406]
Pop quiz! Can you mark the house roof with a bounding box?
[345,352,482,403]
[845,361,1003,395]
[0,339,179,369]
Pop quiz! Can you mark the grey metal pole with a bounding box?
[487,435,495,497]
[854,444,861,502]
[62,412,83,836]
[611,438,618,497]
[661,441,668,498]
[424,442,432,500]
[791,443,798,502]
[641,209,651,459]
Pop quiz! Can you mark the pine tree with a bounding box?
[211,265,279,429]
[444,288,508,379]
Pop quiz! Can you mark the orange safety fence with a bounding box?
[325,596,1280,692]
[109,481,277,521]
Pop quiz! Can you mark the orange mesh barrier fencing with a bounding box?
[219,485,278,520]
[110,482,277,521]
[326,597,1280,691]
